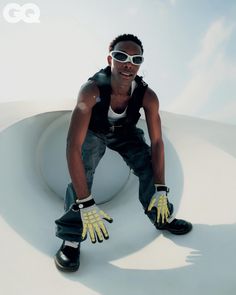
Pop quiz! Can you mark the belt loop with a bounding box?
[110,125,115,132]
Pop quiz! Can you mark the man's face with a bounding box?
[107,41,143,83]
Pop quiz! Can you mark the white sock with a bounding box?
[64,241,80,248]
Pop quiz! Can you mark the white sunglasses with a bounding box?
[110,50,144,65]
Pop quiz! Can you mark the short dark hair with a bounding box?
[109,34,144,54]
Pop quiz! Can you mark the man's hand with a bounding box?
[147,185,170,224]
[77,195,113,243]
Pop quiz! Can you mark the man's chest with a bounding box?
[110,94,131,113]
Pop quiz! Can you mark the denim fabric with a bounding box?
[55,127,173,241]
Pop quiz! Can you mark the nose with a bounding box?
[124,61,133,69]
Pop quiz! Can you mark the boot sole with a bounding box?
[164,226,192,235]
[162,223,193,235]
[54,256,80,272]
[156,222,193,235]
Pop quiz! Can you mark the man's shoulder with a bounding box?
[79,80,99,98]
[76,80,100,110]
[142,86,159,108]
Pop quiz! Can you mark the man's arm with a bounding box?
[143,87,165,184]
[66,81,99,200]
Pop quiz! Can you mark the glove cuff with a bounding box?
[154,184,170,193]
[76,194,95,209]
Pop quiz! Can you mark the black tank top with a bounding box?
[88,66,148,134]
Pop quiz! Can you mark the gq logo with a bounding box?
[3,3,40,23]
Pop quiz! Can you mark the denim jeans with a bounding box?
[55,127,173,242]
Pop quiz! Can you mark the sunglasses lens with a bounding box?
[132,56,143,65]
[111,51,128,62]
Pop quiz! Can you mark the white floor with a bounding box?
[0,101,235,295]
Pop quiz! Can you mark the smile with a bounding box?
[120,71,133,77]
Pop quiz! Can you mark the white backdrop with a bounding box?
[0,0,235,124]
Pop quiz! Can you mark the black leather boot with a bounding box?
[155,218,192,235]
[54,241,80,272]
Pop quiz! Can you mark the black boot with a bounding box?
[155,218,192,235]
[54,241,80,272]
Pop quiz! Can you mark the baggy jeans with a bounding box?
[55,127,173,242]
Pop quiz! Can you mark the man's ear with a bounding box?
[107,55,112,66]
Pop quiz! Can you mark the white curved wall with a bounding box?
[0,101,235,295]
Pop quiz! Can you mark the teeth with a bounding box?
[121,72,132,76]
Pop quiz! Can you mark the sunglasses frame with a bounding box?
[110,50,144,65]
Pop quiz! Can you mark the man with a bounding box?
[54,34,192,272]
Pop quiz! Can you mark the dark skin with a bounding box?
[67,41,165,200]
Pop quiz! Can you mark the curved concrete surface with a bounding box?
[36,112,130,204]
[0,101,235,295]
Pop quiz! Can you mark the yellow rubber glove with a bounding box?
[147,185,170,224]
[77,195,113,243]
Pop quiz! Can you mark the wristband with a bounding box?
[76,195,95,209]
[155,184,170,193]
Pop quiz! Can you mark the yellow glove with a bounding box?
[77,195,113,243]
[147,185,170,224]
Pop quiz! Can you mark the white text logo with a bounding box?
[3,3,40,23]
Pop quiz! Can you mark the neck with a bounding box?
[110,76,132,96]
